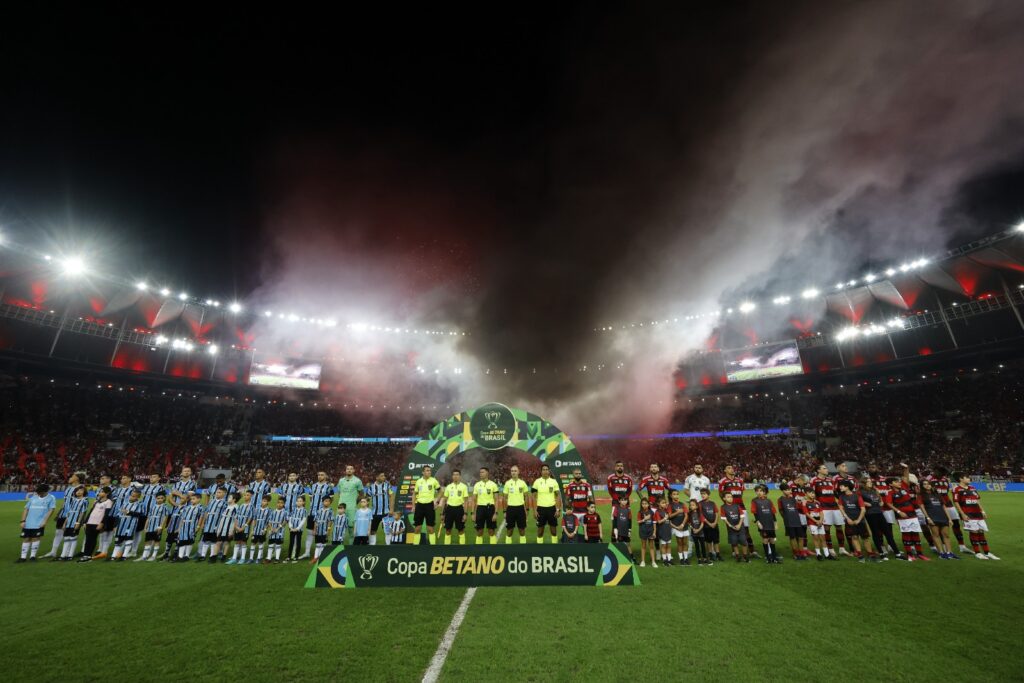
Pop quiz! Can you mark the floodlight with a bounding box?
[801,288,819,299]
[208,345,219,355]
[135,281,148,291]
[59,255,87,277]
[160,288,171,297]
[228,302,242,313]
[178,292,188,301]
[738,301,756,313]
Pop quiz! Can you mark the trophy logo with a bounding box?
[485,411,501,430]
[359,554,379,580]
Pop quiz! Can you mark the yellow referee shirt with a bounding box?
[532,477,559,508]
[503,479,529,506]
[414,477,441,504]
[443,482,469,506]
[473,480,499,506]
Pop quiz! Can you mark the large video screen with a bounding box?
[248,354,323,390]
[723,341,803,383]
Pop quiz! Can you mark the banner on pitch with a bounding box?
[305,542,640,589]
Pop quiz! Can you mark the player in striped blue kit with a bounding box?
[43,472,83,559]
[227,491,254,564]
[246,468,272,516]
[266,498,287,563]
[249,494,273,564]
[279,473,304,515]
[160,493,186,561]
[213,491,241,563]
[303,472,335,558]
[137,491,171,562]
[174,494,204,561]
[383,509,406,545]
[365,472,394,545]
[135,474,166,557]
[311,496,334,562]
[205,473,237,503]
[199,487,228,560]
[286,497,307,563]
[101,475,135,557]
[112,489,146,560]
[331,503,349,546]
[58,485,90,560]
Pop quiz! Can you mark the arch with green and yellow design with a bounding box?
[393,402,591,514]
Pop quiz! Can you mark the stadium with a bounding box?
[3,5,1024,682]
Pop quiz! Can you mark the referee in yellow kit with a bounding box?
[471,467,500,544]
[532,464,561,543]
[410,465,441,545]
[440,470,470,545]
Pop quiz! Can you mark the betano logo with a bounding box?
[554,460,583,469]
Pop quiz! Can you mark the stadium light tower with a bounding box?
[739,301,756,313]
[801,288,819,299]
[228,302,242,314]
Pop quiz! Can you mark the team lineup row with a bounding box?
[14,460,999,566]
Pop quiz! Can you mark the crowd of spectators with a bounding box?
[0,364,1021,490]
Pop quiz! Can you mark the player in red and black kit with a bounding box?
[889,477,927,561]
[564,469,593,523]
[927,466,968,553]
[718,465,756,556]
[638,463,670,505]
[810,465,844,556]
[606,461,634,509]
[953,474,999,560]
[786,474,810,557]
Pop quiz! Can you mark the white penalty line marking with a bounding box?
[422,586,477,683]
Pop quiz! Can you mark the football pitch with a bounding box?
[2,493,1022,682]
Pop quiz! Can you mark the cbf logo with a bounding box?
[359,554,379,580]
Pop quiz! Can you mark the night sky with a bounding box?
[2,4,1024,420]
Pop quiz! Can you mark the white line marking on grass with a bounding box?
[422,587,477,683]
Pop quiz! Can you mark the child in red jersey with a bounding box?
[582,502,602,544]
[802,490,831,561]
[953,473,999,560]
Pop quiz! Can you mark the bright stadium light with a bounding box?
[59,255,87,277]
[208,344,219,355]
[772,295,791,305]
[1015,221,1024,232]
[228,302,242,313]
[160,287,171,297]
[864,273,877,283]
[885,268,896,277]
[178,292,188,301]
[888,317,904,329]
[836,327,858,342]
[135,281,148,291]
[835,283,845,290]
[801,288,819,299]
[205,298,214,305]
[155,335,168,345]
[847,279,857,287]
[738,301,756,313]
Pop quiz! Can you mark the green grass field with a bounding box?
[3,493,1022,682]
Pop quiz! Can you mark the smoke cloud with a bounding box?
[252,1,1024,434]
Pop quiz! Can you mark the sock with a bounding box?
[63,538,76,558]
[979,533,990,553]
[815,547,822,555]
[20,543,29,559]
[428,532,437,545]
[411,533,421,545]
[459,534,467,545]
[124,540,134,556]
[519,534,527,544]
[969,532,981,553]
[99,531,111,553]
[476,535,484,545]
[315,543,324,559]
[951,519,964,544]
[113,543,124,559]
[444,533,452,545]
[825,530,834,549]
[835,528,846,548]
[179,545,188,559]
[51,529,65,554]
[256,546,263,561]
[163,541,174,558]
[305,534,314,555]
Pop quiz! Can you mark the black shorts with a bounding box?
[55,515,66,531]
[505,505,527,530]
[178,537,194,547]
[536,506,558,528]
[727,529,745,546]
[145,531,162,542]
[758,526,777,540]
[413,502,436,527]
[63,526,81,539]
[20,527,43,539]
[115,533,133,543]
[475,505,496,530]
[202,531,217,543]
[306,514,316,531]
[314,534,327,544]
[216,534,231,542]
[586,537,600,543]
[371,514,385,533]
[353,536,369,545]
[846,521,868,538]
[785,525,807,539]
[639,526,654,540]
[443,506,466,531]
[614,530,631,543]
[166,531,178,543]
[268,537,283,546]
[233,531,248,542]
[253,534,266,543]
[703,526,720,543]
